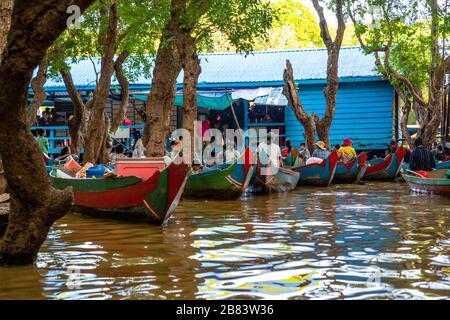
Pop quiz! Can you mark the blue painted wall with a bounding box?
[285,80,395,151]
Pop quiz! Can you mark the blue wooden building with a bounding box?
[33,47,398,154]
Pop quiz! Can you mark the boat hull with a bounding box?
[364,147,406,181]
[184,148,255,200]
[437,160,450,170]
[333,152,367,184]
[50,160,189,224]
[292,151,338,187]
[250,167,300,194]
[403,172,450,196]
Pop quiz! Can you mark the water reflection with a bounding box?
[0,182,449,299]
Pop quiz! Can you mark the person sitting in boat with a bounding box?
[333,144,340,152]
[434,144,446,162]
[216,142,240,164]
[55,146,72,164]
[191,162,203,174]
[298,142,310,164]
[386,140,398,155]
[281,139,292,158]
[409,137,436,171]
[312,141,330,160]
[132,131,146,158]
[110,144,127,165]
[338,138,356,162]
[281,139,294,166]
[256,132,283,170]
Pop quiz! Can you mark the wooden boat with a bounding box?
[402,159,450,171]
[250,149,300,194]
[364,147,406,181]
[183,147,255,200]
[292,150,338,187]
[50,158,189,224]
[434,160,450,170]
[403,169,450,196]
[333,152,367,184]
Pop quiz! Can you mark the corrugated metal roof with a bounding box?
[42,47,380,90]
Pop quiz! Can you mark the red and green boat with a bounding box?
[403,170,450,196]
[292,150,338,187]
[183,147,255,200]
[364,147,406,181]
[49,159,189,224]
[333,152,367,184]
[250,149,300,194]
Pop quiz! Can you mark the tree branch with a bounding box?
[26,53,48,127]
[110,50,129,133]
[311,0,333,50]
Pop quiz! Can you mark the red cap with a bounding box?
[342,138,353,146]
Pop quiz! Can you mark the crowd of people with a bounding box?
[33,121,450,175]
[280,137,358,167]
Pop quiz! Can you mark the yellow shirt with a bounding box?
[338,146,356,162]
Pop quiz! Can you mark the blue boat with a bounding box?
[292,151,339,187]
[333,152,367,184]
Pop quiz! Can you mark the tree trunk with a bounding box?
[282,60,317,153]
[110,51,129,134]
[0,0,14,196]
[26,53,48,127]
[144,19,181,157]
[400,99,412,148]
[174,23,201,163]
[0,0,96,265]
[82,0,118,164]
[61,69,86,155]
[0,0,13,62]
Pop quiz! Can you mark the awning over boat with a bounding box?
[132,92,237,111]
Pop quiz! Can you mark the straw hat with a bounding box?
[316,141,326,150]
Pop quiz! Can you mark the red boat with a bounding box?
[50,158,189,224]
[364,147,406,181]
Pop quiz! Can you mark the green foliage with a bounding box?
[205,0,359,52]
[50,0,168,82]
[180,0,275,54]
[348,0,450,90]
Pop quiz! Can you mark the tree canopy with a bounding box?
[347,0,450,146]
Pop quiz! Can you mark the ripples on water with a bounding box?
[0,182,449,300]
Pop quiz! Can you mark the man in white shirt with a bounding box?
[256,132,282,174]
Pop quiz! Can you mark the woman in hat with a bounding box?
[312,141,330,160]
[338,138,356,162]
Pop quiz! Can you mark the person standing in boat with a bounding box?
[256,132,283,171]
[36,128,49,156]
[409,137,436,171]
[338,138,356,162]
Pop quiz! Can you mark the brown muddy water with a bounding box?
[0,182,449,300]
